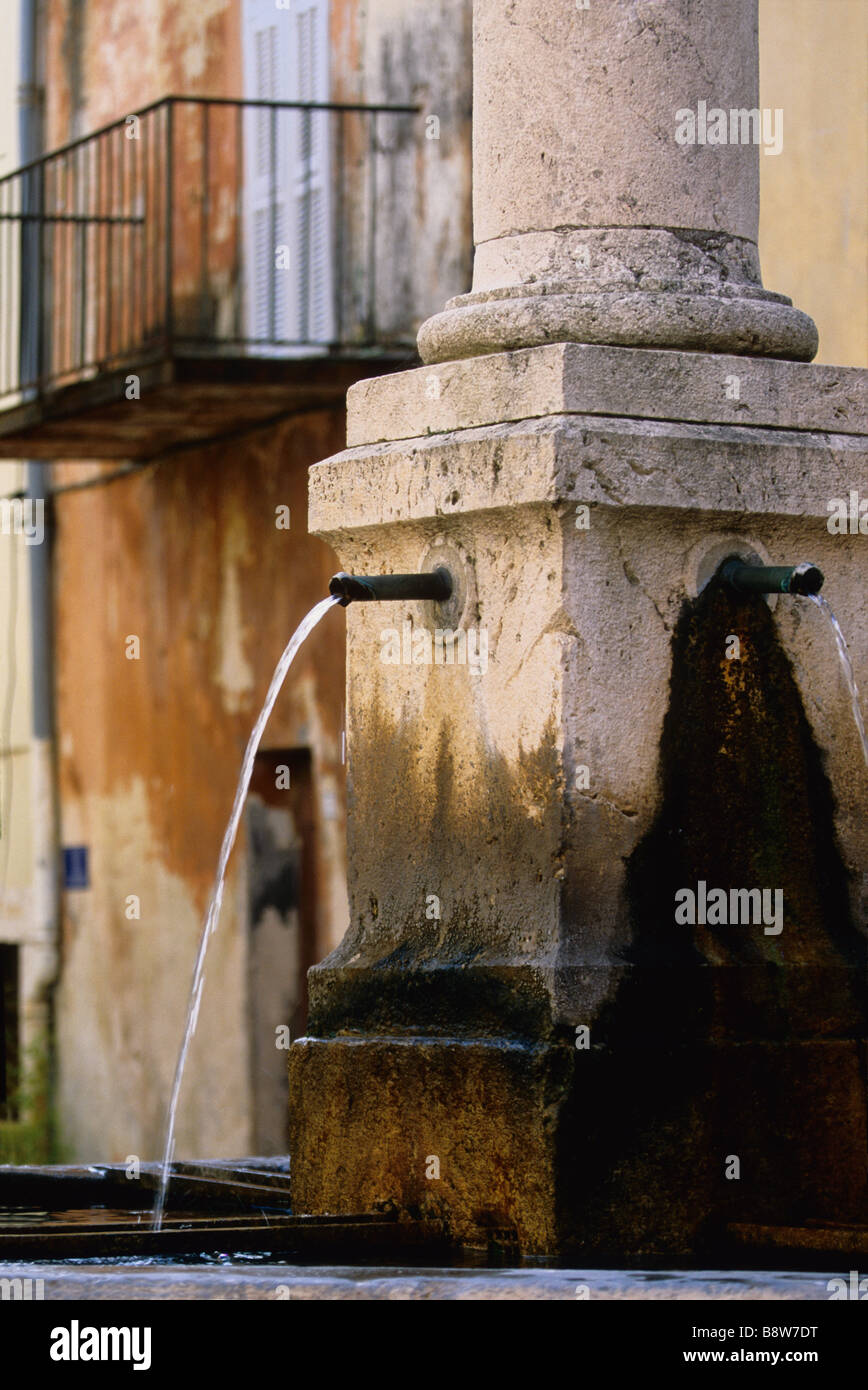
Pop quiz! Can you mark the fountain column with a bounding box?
[418,0,817,364]
[290,0,868,1255]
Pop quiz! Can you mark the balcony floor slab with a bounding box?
[0,350,415,461]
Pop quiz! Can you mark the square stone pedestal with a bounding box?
[290,343,868,1257]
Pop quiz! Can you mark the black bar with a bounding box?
[0,943,19,1119]
[36,160,45,393]
[200,102,210,338]
[105,133,114,360]
[720,559,825,597]
[329,569,453,606]
[0,212,143,224]
[233,102,243,341]
[62,154,71,376]
[144,106,153,338]
[164,101,174,345]
[165,334,413,349]
[167,94,419,115]
[117,128,125,358]
[2,180,9,392]
[270,103,277,343]
[366,110,377,340]
[130,121,139,351]
[335,110,345,343]
[94,133,103,364]
[77,144,86,370]
[0,97,419,191]
[300,106,312,342]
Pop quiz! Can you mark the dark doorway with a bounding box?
[0,944,20,1121]
[246,749,317,1152]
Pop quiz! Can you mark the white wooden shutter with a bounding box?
[293,2,333,343]
[242,0,333,352]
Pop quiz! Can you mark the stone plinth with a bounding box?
[289,347,868,1255]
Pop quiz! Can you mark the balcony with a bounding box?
[0,96,420,459]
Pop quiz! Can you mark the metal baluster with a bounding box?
[366,110,377,343]
[165,101,174,348]
[234,101,243,344]
[269,102,277,346]
[200,102,210,342]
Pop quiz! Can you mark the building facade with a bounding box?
[1,0,473,1162]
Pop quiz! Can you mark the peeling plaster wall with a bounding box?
[44,0,242,139]
[357,0,473,335]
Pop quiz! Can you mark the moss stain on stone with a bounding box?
[555,579,868,1258]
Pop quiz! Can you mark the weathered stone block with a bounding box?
[290,345,868,1253]
[290,1037,569,1252]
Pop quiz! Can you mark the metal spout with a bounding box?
[329,567,453,606]
[719,558,824,597]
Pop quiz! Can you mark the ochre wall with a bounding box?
[44,0,243,138]
[760,0,868,367]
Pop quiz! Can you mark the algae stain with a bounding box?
[627,578,863,977]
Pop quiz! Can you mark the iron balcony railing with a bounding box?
[0,95,419,404]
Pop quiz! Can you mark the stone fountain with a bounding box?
[289,0,868,1258]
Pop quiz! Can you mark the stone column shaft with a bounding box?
[419,0,817,363]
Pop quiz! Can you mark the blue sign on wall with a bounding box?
[62,846,90,890]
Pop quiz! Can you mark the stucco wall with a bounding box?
[44,0,243,138]
[0,5,21,179]
[759,0,867,368]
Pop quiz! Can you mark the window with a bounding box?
[242,0,334,350]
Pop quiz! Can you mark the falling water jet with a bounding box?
[717,558,865,766]
[152,594,342,1231]
[153,570,453,1231]
[810,594,868,769]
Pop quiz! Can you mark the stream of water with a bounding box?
[810,594,868,767]
[152,595,342,1231]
